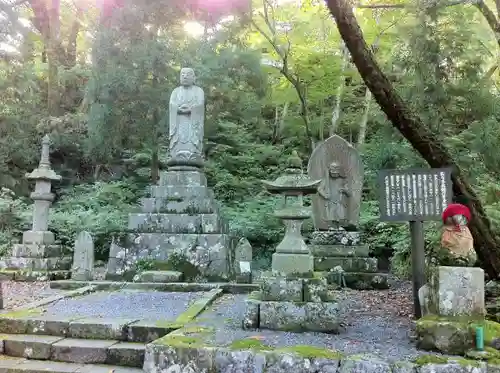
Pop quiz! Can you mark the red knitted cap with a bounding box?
[442,203,471,225]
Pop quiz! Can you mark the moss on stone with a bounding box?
[153,320,184,329]
[0,308,43,319]
[413,355,449,366]
[157,335,204,347]
[277,345,342,359]
[229,339,273,351]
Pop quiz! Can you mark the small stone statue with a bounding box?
[317,161,351,228]
[440,203,476,266]
[168,68,205,169]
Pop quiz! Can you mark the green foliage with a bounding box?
[50,181,143,260]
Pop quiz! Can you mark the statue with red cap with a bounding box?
[440,203,476,266]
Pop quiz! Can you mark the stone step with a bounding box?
[127,213,223,233]
[148,185,214,199]
[0,334,145,368]
[310,244,369,258]
[313,256,378,272]
[0,356,143,372]
[0,315,175,343]
[140,197,218,214]
[134,270,183,283]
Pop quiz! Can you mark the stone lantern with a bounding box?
[262,151,321,275]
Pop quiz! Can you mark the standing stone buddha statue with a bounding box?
[168,68,205,170]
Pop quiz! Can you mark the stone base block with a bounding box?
[159,170,207,186]
[246,300,342,333]
[140,197,218,214]
[415,317,476,355]
[134,270,183,283]
[22,231,55,245]
[128,213,222,233]
[430,266,485,318]
[106,233,232,281]
[323,271,389,290]
[310,244,369,258]
[0,256,71,271]
[314,256,378,272]
[12,244,62,258]
[149,185,214,199]
[310,230,361,246]
[271,253,313,275]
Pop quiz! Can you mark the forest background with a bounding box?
[1,0,499,278]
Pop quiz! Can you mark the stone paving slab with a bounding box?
[42,290,203,320]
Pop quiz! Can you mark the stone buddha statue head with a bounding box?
[180,68,195,87]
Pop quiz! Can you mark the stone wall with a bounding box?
[144,343,494,373]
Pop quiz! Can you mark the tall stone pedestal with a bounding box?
[106,170,234,280]
[311,229,389,290]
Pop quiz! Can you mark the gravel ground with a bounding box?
[196,279,440,363]
[1,281,63,309]
[42,290,205,320]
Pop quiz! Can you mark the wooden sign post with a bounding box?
[377,168,452,319]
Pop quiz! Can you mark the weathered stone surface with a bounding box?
[127,320,178,343]
[242,298,259,329]
[234,237,252,284]
[310,244,369,258]
[3,334,64,359]
[135,270,183,283]
[0,317,30,334]
[416,319,474,355]
[272,252,314,275]
[0,256,72,271]
[303,277,329,302]
[419,362,486,372]
[11,244,62,258]
[432,266,485,317]
[307,135,364,229]
[26,315,79,336]
[259,301,341,333]
[71,231,94,281]
[68,318,138,340]
[106,342,145,368]
[140,196,217,214]
[51,338,118,364]
[310,230,361,246]
[324,271,389,290]
[260,277,303,302]
[338,355,392,373]
[106,232,232,281]
[128,213,222,233]
[314,257,378,272]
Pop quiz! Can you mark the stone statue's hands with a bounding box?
[341,188,350,197]
[178,104,191,114]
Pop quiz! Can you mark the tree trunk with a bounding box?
[330,42,348,136]
[357,87,371,147]
[324,0,500,279]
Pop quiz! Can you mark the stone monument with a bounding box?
[0,135,71,281]
[242,151,342,333]
[308,135,388,289]
[106,68,235,281]
[71,231,94,281]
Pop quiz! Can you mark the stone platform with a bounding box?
[242,274,342,333]
[310,229,389,290]
[106,170,237,281]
